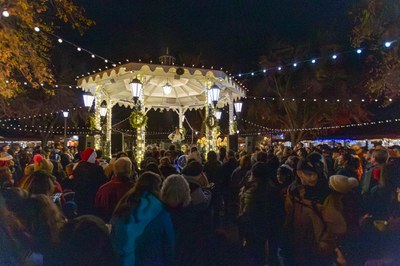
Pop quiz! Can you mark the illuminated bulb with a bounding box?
[238,74,242,77]
[356,49,362,54]
[293,63,297,67]
[349,99,352,102]
[34,26,40,32]
[58,38,63,43]
[263,69,266,73]
[251,72,254,76]
[2,10,9,17]
[91,54,95,58]
[361,99,365,102]
[77,47,82,51]
[389,98,393,102]
[311,59,316,64]
[278,67,282,71]
[385,42,392,48]
[332,54,337,59]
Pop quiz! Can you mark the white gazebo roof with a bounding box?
[77,62,246,111]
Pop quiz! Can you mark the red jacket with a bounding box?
[94,176,135,222]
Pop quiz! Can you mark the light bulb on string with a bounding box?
[2,10,10,17]
[356,49,362,54]
[311,59,316,64]
[58,38,63,43]
[77,47,82,51]
[293,63,298,67]
[34,26,40,32]
[91,54,95,58]
[332,54,338,60]
[385,41,392,48]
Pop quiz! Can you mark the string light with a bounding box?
[2,10,9,17]
[34,26,40,32]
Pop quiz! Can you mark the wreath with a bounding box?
[206,115,217,129]
[181,127,187,136]
[129,111,148,129]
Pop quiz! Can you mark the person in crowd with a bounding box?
[71,148,107,215]
[284,155,346,265]
[60,147,71,170]
[95,157,135,222]
[230,155,252,219]
[105,151,128,179]
[159,156,178,179]
[361,149,388,195]
[0,166,14,188]
[238,162,273,266]
[182,160,211,207]
[218,147,227,164]
[16,194,66,265]
[57,215,115,266]
[336,153,360,179]
[111,171,175,266]
[144,162,164,179]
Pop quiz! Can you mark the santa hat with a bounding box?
[33,154,44,164]
[81,148,97,164]
[329,175,359,194]
[33,154,52,173]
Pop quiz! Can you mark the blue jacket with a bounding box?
[111,191,175,266]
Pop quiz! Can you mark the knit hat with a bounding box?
[81,148,97,164]
[33,154,44,164]
[329,175,359,194]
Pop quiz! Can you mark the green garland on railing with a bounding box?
[129,111,147,129]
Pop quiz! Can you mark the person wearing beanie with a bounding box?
[71,147,107,216]
[181,160,211,208]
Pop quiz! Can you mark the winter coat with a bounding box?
[111,191,175,266]
[94,176,135,222]
[71,161,107,215]
[284,191,347,265]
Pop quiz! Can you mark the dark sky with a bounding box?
[63,0,351,72]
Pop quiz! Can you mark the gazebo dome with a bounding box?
[78,62,245,111]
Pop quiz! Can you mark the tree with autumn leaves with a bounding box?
[0,0,94,97]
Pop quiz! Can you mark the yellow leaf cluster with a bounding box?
[0,0,94,97]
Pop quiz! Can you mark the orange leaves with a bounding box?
[0,0,93,97]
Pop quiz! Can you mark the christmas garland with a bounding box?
[129,111,147,129]
[205,115,217,129]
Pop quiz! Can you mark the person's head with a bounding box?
[371,149,388,165]
[0,166,13,188]
[113,157,133,180]
[161,174,191,208]
[239,155,251,169]
[256,151,268,162]
[65,163,75,176]
[17,194,65,254]
[33,154,53,173]
[207,151,218,162]
[80,148,97,164]
[182,160,203,178]
[113,171,162,219]
[297,158,320,186]
[250,162,269,182]
[219,147,227,159]
[227,149,235,159]
[388,145,400,159]
[59,215,115,266]
[159,156,171,166]
[116,151,128,159]
[144,162,162,177]
[277,164,294,185]
[329,175,359,194]
[28,171,55,196]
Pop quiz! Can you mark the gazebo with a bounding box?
[77,56,246,162]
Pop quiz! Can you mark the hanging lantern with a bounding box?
[129,77,143,102]
[83,94,95,108]
[209,84,220,108]
[215,110,222,120]
[62,111,69,118]
[100,102,107,117]
[163,80,172,95]
[234,101,243,114]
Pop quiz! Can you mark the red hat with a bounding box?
[81,148,95,162]
[33,154,44,164]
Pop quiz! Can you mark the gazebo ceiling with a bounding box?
[77,62,246,111]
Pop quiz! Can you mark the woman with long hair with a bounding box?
[111,171,175,266]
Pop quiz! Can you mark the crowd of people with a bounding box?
[0,141,399,265]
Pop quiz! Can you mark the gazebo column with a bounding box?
[93,91,102,151]
[228,95,235,135]
[205,104,211,155]
[105,99,113,158]
[135,104,146,167]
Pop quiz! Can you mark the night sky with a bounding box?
[64,0,351,72]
